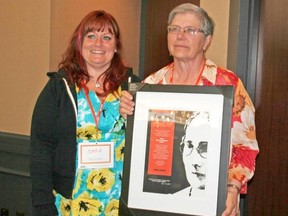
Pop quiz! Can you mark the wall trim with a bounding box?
[0,132,30,154]
[0,167,30,177]
[0,131,30,177]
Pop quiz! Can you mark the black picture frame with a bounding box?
[120,83,234,216]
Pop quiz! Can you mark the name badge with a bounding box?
[78,142,114,169]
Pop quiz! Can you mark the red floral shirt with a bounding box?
[143,59,259,194]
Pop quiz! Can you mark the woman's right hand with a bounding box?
[119,90,135,119]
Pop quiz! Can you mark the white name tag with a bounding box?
[78,142,114,169]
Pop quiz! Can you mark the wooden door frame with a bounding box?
[229,1,260,215]
[231,0,260,103]
[138,0,199,79]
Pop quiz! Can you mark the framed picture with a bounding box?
[119,83,234,216]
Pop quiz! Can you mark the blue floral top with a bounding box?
[55,86,125,216]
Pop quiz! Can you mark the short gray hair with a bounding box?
[168,3,215,36]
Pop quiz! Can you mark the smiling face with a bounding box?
[180,112,209,189]
[81,27,117,73]
[167,12,211,62]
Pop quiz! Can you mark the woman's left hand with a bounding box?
[221,180,241,216]
[221,189,239,216]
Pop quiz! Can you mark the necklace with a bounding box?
[95,82,102,88]
[90,75,103,89]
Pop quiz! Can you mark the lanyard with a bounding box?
[169,61,206,85]
[84,90,106,140]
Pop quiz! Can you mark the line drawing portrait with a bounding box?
[175,111,210,198]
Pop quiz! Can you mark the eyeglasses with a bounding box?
[180,140,207,158]
[167,25,205,36]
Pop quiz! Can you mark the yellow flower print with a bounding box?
[87,169,115,192]
[106,87,122,102]
[77,124,102,140]
[59,197,71,216]
[96,130,102,140]
[116,140,125,161]
[77,127,85,138]
[106,93,117,102]
[105,199,119,216]
[71,197,103,216]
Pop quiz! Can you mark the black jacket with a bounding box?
[30,68,140,215]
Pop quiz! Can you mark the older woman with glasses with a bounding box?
[120,3,259,216]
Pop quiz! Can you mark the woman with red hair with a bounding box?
[30,10,140,215]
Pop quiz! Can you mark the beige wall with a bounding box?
[0,0,51,135]
[49,0,141,72]
[0,0,230,135]
[201,0,230,68]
